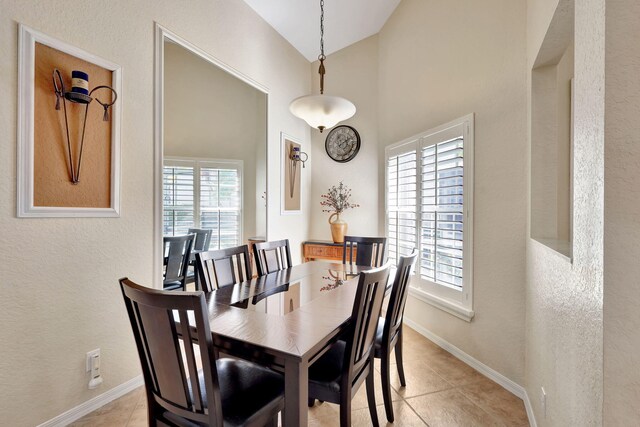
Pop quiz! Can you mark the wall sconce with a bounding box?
[290,146,308,168]
[288,146,308,198]
[52,68,118,184]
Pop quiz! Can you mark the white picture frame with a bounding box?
[17,24,122,217]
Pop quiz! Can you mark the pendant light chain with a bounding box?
[288,0,356,132]
[319,0,325,60]
[318,0,326,94]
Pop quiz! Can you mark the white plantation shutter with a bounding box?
[163,165,195,235]
[385,115,474,319]
[387,146,418,264]
[164,158,243,251]
[200,166,241,250]
[421,137,464,290]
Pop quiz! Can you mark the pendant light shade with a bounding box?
[289,0,356,132]
[289,94,356,132]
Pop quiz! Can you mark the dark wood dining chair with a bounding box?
[375,250,418,422]
[342,235,387,267]
[188,228,213,252]
[163,234,195,291]
[307,264,392,427]
[195,245,252,292]
[119,278,284,427]
[252,239,292,276]
[185,228,213,286]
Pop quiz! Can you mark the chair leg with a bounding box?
[395,328,407,387]
[339,391,352,427]
[366,358,380,427]
[381,350,394,422]
[308,398,315,407]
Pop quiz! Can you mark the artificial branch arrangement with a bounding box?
[320,275,345,292]
[320,181,359,215]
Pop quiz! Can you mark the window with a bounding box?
[386,115,474,321]
[163,158,242,250]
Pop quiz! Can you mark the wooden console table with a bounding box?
[302,240,355,262]
[248,236,266,277]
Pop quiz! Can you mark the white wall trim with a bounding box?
[36,375,143,427]
[17,24,122,218]
[408,288,475,322]
[523,389,538,427]
[154,23,271,289]
[403,317,537,427]
[384,114,475,314]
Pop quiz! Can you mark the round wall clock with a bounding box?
[325,125,361,163]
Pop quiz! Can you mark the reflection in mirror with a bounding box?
[162,40,267,253]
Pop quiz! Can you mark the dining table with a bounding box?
[200,260,384,427]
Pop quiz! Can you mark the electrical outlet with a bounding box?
[86,349,100,372]
[86,349,103,389]
[541,387,547,418]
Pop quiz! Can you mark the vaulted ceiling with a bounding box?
[242,0,401,61]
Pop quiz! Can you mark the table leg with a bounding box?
[283,358,308,426]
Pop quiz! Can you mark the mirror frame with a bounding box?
[153,23,270,288]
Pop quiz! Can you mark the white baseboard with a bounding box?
[37,375,144,427]
[403,317,537,427]
[37,322,539,427]
[522,389,538,427]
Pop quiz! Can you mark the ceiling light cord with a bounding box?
[318,0,326,94]
[288,0,356,132]
[319,0,325,58]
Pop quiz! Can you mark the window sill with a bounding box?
[408,287,475,322]
[530,237,572,262]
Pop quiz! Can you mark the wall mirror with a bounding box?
[154,25,268,286]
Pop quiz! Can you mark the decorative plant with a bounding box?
[320,181,359,215]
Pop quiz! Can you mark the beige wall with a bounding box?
[164,41,267,241]
[4,1,636,425]
[309,0,528,384]
[603,0,640,423]
[377,0,528,383]
[0,1,311,425]
[525,0,604,425]
[309,35,379,240]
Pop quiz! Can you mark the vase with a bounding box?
[329,213,347,243]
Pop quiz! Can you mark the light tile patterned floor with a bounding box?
[70,326,529,426]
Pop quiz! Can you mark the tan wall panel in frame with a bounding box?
[33,42,112,208]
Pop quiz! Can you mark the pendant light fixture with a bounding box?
[289,0,356,133]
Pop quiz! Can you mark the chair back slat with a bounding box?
[385,251,418,342]
[253,239,292,276]
[178,310,203,412]
[120,278,224,426]
[217,257,238,286]
[131,301,160,393]
[345,265,391,376]
[195,245,252,292]
[188,228,213,252]
[343,236,387,267]
[129,297,191,407]
[163,235,195,290]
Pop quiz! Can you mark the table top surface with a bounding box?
[202,261,380,361]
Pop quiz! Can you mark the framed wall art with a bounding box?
[280,132,306,214]
[17,24,121,217]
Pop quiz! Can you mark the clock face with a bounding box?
[325,126,361,163]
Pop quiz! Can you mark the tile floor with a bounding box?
[70,326,529,426]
